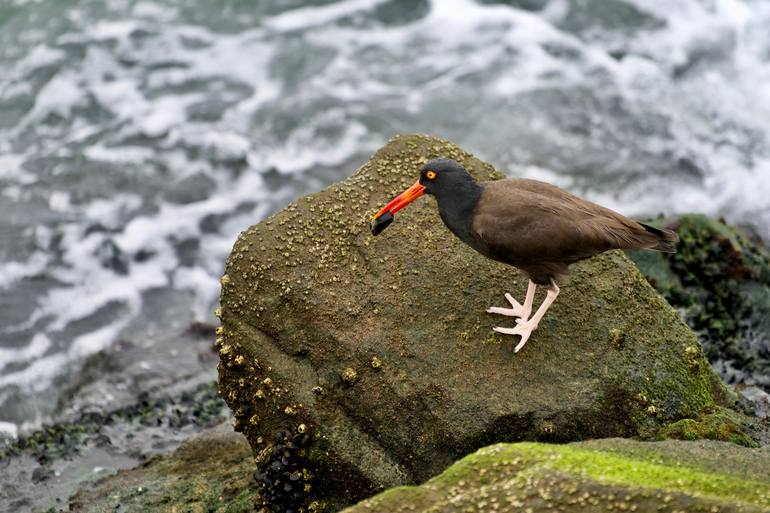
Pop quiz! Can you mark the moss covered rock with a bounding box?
[217,134,733,511]
[68,424,257,513]
[343,439,770,513]
[628,214,770,393]
[655,405,763,448]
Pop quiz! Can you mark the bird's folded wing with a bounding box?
[471,179,661,263]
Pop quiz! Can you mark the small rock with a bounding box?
[31,466,54,483]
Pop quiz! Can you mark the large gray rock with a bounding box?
[217,134,732,511]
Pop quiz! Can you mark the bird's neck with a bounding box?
[435,181,483,246]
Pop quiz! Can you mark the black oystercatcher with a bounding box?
[371,158,678,353]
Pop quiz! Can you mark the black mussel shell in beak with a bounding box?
[370,211,394,236]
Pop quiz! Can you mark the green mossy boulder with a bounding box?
[217,134,734,511]
[68,424,257,513]
[343,438,770,513]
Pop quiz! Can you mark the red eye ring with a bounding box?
[426,170,437,180]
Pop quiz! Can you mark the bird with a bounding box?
[370,158,678,353]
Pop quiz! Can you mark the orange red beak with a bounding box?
[370,181,426,236]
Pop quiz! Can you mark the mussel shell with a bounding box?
[370,211,394,236]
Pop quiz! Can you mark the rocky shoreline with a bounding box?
[0,381,231,513]
[3,135,769,513]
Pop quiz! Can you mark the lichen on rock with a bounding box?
[217,134,738,510]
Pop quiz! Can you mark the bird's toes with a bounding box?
[504,293,523,309]
[514,336,530,353]
[487,306,522,317]
[492,326,519,335]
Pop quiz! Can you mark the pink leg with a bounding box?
[492,280,560,353]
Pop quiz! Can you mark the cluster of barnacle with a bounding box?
[254,430,315,513]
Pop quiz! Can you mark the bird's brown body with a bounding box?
[467,178,677,284]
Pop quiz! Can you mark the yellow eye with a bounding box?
[426,170,437,180]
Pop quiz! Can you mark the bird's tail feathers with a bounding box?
[639,223,679,253]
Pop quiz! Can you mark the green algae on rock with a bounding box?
[68,424,257,513]
[343,439,770,513]
[217,134,734,511]
[656,405,762,448]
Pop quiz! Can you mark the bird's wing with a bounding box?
[471,179,664,263]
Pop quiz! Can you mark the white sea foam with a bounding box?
[0,352,68,392]
[265,0,391,32]
[0,155,35,184]
[0,252,49,290]
[260,119,368,174]
[173,267,220,322]
[83,194,143,229]
[83,144,156,164]
[15,44,67,73]
[70,320,130,359]
[48,191,71,212]
[0,334,50,370]
[0,421,18,438]
[23,71,87,124]
[186,131,252,162]
[89,78,148,122]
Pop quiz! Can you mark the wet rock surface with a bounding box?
[343,438,770,513]
[628,214,770,397]
[217,134,735,510]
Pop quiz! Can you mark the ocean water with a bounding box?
[1,0,770,437]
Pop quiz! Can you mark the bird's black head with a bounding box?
[418,158,476,197]
[370,157,480,236]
